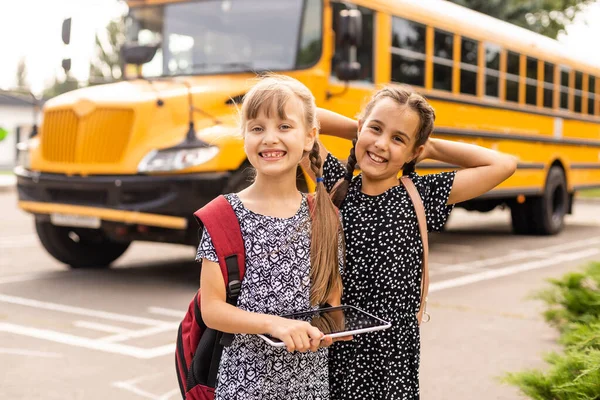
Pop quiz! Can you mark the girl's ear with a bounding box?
[304,126,317,152]
[357,119,364,136]
[411,144,425,163]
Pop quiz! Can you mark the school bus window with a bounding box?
[433,29,453,91]
[589,76,596,115]
[459,37,478,95]
[331,4,375,82]
[485,43,500,98]
[505,51,520,103]
[296,0,322,68]
[574,71,583,113]
[543,62,554,108]
[390,17,426,87]
[525,57,537,106]
[560,67,570,110]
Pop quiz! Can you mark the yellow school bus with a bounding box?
[15,0,600,268]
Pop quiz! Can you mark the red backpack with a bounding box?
[175,195,246,400]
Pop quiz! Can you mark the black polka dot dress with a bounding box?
[323,154,456,400]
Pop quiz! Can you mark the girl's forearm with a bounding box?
[425,138,516,169]
[316,108,357,140]
[202,299,277,335]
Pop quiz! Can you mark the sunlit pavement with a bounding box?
[1,189,599,399]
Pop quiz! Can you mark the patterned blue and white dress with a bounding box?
[196,193,330,400]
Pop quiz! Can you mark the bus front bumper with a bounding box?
[15,167,231,239]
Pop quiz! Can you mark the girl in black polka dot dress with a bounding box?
[311,86,517,399]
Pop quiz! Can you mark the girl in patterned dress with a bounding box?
[309,85,517,399]
[197,75,344,400]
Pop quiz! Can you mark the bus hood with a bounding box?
[35,75,255,174]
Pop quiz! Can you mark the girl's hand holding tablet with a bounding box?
[267,315,325,353]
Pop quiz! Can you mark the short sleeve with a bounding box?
[413,171,456,232]
[323,153,346,193]
[195,227,219,263]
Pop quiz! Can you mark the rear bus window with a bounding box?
[543,62,555,108]
[433,29,454,91]
[460,37,478,95]
[526,57,538,106]
[485,44,500,98]
[391,17,426,87]
[505,51,520,103]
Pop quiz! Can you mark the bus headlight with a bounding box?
[138,146,220,172]
[16,141,33,169]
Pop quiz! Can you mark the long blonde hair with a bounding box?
[240,75,343,306]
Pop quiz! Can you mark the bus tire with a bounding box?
[35,220,130,268]
[530,166,568,235]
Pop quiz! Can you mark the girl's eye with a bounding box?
[280,124,291,130]
[251,126,263,133]
[393,136,405,144]
[369,125,381,133]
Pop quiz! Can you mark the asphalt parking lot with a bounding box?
[2,188,600,400]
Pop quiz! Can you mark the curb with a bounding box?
[575,196,600,204]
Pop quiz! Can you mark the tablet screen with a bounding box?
[261,305,390,344]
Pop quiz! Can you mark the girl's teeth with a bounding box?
[369,152,385,162]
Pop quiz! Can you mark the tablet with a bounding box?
[257,305,391,347]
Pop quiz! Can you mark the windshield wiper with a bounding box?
[190,62,259,72]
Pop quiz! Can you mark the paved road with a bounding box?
[1,188,600,400]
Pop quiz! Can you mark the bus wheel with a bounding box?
[530,166,568,235]
[35,220,130,268]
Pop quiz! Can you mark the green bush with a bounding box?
[535,263,600,331]
[504,263,600,399]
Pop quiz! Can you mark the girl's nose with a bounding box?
[262,127,280,144]
[374,135,389,151]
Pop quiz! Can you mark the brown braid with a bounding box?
[331,137,358,208]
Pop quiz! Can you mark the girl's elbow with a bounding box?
[200,301,220,330]
[504,155,518,177]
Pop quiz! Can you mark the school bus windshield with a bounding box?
[127,0,323,77]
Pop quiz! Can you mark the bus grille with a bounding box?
[42,108,134,163]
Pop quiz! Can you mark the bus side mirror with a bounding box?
[121,43,159,66]
[62,58,72,73]
[335,8,362,82]
[337,9,362,48]
[62,18,72,45]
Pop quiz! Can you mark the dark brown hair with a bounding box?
[331,85,436,208]
[241,75,343,306]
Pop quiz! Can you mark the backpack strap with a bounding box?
[194,195,245,346]
[400,176,430,325]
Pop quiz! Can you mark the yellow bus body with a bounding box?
[15,0,600,267]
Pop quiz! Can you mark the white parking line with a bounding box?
[440,236,600,271]
[148,306,185,319]
[430,248,600,292]
[0,347,63,358]
[112,374,180,400]
[0,294,173,326]
[74,320,132,334]
[0,322,174,359]
[100,323,179,343]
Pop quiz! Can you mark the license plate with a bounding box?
[50,213,101,229]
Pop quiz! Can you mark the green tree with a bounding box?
[448,0,595,38]
[88,17,126,85]
[43,75,80,98]
[16,57,29,90]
